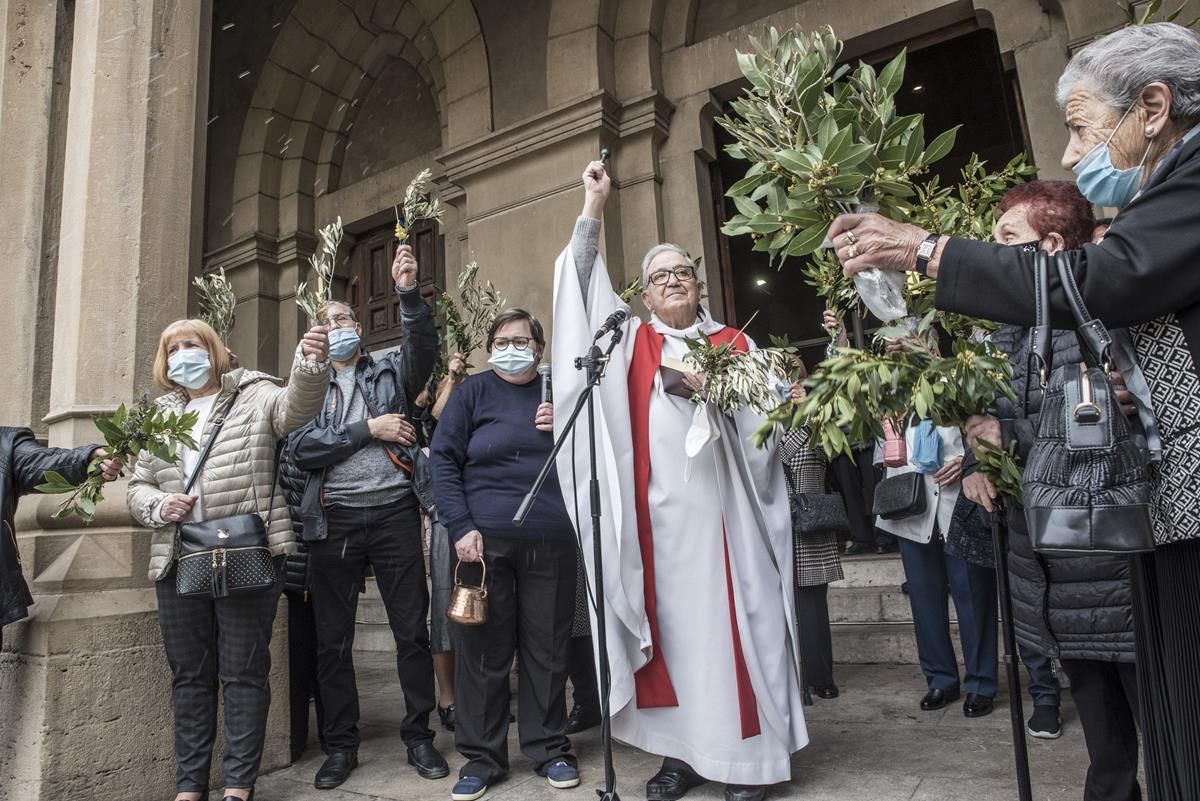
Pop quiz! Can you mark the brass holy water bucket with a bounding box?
[447,561,488,625]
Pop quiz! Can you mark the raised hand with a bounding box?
[302,324,330,364]
[392,243,419,288]
[581,160,611,219]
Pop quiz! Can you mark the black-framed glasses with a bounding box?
[647,265,696,286]
[326,312,357,328]
[492,337,533,350]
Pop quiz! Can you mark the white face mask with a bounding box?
[488,345,537,377]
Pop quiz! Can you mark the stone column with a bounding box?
[0,1,288,798]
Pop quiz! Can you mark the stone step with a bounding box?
[831,621,964,665]
[830,553,906,588]
[828,586,958,625]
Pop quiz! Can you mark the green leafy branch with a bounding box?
[395,168,445,243]
[683,326,799,416]
[972,439,1025,502]
[36,396,199,523]
[193,267,237,342]
[297,217,344,324]
[1119,0,1200,28]
[436,261,505,376]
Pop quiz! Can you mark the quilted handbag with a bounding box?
[175,389,277,599]
[791,492,851,536]
[872,472,927,520]
[1022,251,1154,555]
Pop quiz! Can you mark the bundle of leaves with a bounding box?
[37,396,198,523]
[395,168,445,243]
[436,261,506,375]
[193,267,236,342]
[1119,0,1200,28]
[297,217,344,324]
[684,331,800,416]
[717,25,958,265]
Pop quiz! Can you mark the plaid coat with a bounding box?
[779,426,844,587]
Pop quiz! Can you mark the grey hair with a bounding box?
[1056,22,1200,125]
[640,243,695,283]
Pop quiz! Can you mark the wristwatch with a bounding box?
[915,233,940,276]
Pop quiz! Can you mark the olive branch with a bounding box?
[436,261,506,377]
[395,168,445,243]
[193,267,236,342]
[297,217,344,324]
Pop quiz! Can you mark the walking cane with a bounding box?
[990,499,1034,801]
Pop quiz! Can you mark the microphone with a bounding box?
[538,363,552,404]
[593,309,629,340]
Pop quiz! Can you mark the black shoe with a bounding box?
[315,751,357,789]
[813,685,839,699]
[1027,704,1063,739]
[963,693,995,718]
[221,789,253,801]
[438,704,457,732]
[874,539,898,554]
[408,741,450,780]
[844,542,873,556]
[920,687,961,711]
[725,786,765,801]
[565,702,602,734]
[646,764,707,801]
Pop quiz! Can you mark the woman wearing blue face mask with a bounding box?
[824,22,1200,800]
[429,308,581,801]
[127,318,330,801]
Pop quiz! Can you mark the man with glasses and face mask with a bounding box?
[285,242,442,790]
[549,161,808,801]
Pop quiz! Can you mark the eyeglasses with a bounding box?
[492,337,533,350]
[326,313,357,327]
[647,265,696,286]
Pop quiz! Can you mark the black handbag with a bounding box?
[872,472,927,520]
[1022,251,1154,555]
[791,492,851,536]
[175,389,278,599]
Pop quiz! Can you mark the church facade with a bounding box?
[0,0,1158,797]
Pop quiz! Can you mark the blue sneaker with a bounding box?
[451,776,488,801]
[546,760,581,789]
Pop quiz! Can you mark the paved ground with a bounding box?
[257,653,1099,801]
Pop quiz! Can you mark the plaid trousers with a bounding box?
[156,563,283,792]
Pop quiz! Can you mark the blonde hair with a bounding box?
[153,319,234,391]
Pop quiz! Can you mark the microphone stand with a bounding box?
[515,326,625,801]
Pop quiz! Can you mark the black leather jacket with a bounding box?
[1,428,97,627]
[283,285,437,541]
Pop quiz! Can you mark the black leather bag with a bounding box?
[872,472,927,520]
[175,390,277,599]
[1022,251,1154,555]
[791,492,851,536]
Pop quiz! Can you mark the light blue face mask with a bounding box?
[168,348,213,390]
[327,327,361,362]
[489,345,537,377]
[1073,105,1153,209]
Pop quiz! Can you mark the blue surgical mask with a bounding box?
[489,345,537,377]
[328,327,361,362]
[1073,105,1153,209]
[168,348,213,390]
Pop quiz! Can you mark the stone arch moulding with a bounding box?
[224,0,492,247]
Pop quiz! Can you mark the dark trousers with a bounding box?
[310,500,435,751]
[1018,644,1061,708]
[795,584,835,689]
[285,589,326,761]
[898,534,998,697]
[568,635,600,712]
[1061,659,1141,801]
[453,536,576,782]
[156,567,283,792]
[829,448,875,545]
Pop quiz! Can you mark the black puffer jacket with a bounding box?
[982,325,1135,662]
[1,428,97,627]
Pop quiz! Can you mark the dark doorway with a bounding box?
[713,26,1028,367]
[346,219,444,353]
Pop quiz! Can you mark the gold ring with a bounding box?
[846,244,860,259]
[846,230,858,245]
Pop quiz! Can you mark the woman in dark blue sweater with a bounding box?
[430,308,580,801]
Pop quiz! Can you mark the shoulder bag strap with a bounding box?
[1053,251,1113,368]
[181,388,242,495]
[1025,250,1052,416]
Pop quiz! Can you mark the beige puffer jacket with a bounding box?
[128,354,329,581]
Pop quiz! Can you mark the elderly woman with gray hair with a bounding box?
[550,162,806,801]
[826,22,1200,800]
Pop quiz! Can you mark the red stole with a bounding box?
[627,322,761,739]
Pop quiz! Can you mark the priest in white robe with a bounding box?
[551,160,808,801]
